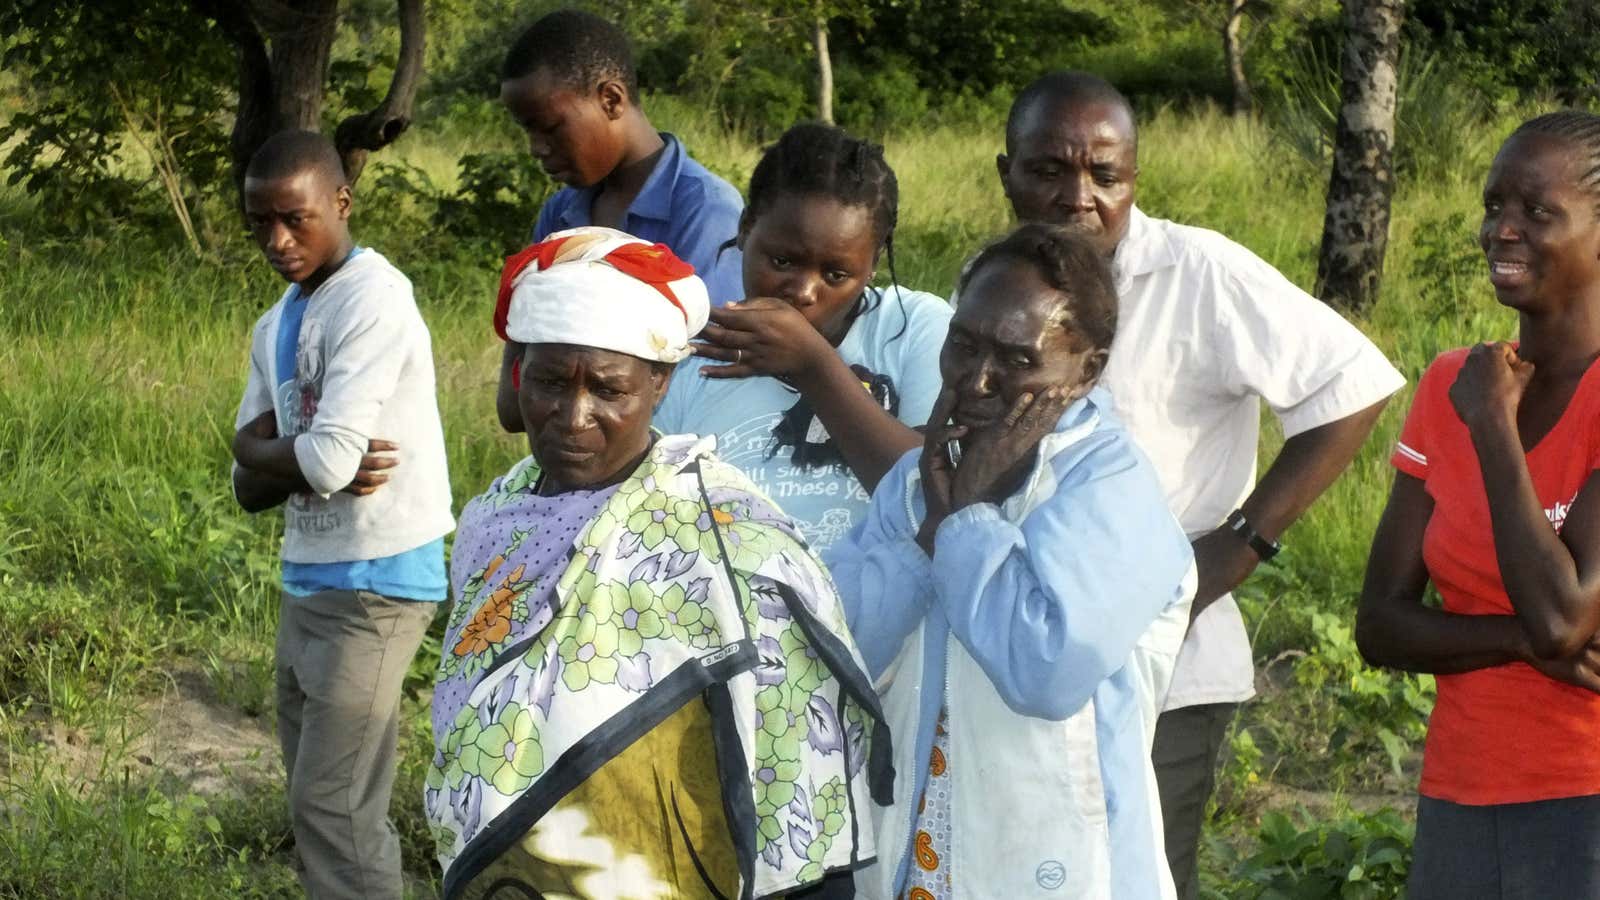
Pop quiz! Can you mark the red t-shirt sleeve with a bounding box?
[1391,368,1436,480]
[1391,352,1464,481]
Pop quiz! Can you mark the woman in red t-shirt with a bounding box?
[1358,111,1600,897]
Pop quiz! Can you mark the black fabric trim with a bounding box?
[443,640,756,900]
[705,684,758,900]
[834,695,862,866]
[673,784,734,900]
[774,581,895,808]
[480,878,544,899]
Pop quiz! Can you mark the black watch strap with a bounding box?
[1225,509,1281,562]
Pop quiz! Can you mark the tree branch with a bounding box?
[189,0,273,206]
[334,0,424,184]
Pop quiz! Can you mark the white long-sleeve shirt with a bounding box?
[233,248,453,564]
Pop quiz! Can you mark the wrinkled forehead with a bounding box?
[522,342,655,375]
[955,262,1073,341]
[1014,98,1136,158]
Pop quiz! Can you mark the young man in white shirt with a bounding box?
[231,130,454,900]
[994,71,1405,899]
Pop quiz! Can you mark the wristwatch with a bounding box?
[1224,509,1281,562]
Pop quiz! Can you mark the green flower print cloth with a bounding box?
[427,434,892,900]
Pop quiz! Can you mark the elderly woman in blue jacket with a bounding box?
[825,224,1197,900]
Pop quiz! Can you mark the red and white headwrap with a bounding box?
[494,226,710,364]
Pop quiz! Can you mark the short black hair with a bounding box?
[501,9,638,98]
[1005,70,1137,156]
[245,129,347,187]
[1508,110,1600,213]
[958,223,1119,352]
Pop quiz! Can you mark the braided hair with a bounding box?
[1509,110,1600,212]
[958,223,1119,353]
[738,122,906,336]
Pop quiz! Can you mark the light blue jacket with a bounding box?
[823,388,1195,899]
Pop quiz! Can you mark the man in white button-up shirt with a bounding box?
[993,71,1406,899]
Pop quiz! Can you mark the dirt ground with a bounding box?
[9,665,280,795]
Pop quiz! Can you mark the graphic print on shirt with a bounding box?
[279,318,325,437]
[277,318,340,534]
[711,411,870,549]
[1548,492,1578,531]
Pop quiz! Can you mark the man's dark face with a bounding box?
[997,98,1138,258]
[500,66,623,189]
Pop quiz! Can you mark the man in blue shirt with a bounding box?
[495,10,745,432]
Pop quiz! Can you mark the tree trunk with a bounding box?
[198,0,422,198]
[1223,0,1253,117]
[263,0,340,132]
[335,0,425,183]
[188,0,274,202]
[1315,0,1404,313]
[814,15,833,125]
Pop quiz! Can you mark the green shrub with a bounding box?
[835,55,932,137]
[364,149,553,261]
[1268,42,1493,184]
[1208,808,1412,899]
[1234,599,1433,790]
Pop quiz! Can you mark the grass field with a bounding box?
[0,97,1526,897]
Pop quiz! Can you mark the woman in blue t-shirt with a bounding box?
[654,122,951,554]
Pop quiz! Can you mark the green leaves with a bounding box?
[0,1,233,235]
[1218,809,1413,899]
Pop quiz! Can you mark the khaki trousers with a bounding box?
[276,588,435,900]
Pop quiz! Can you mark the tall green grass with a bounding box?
[0,99,1531,895]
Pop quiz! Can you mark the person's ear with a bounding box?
[650,364,673,408]
[995,153,1011,187]
[335,184,353,221]
[597,79,628,120]
[1076,347,1110,395]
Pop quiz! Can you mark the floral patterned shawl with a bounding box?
[427,434,891,900]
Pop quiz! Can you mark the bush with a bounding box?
[0,1,234,237]
[1208,808,1412,899]
[364,149,554,261]
[1406,0,1600,104]
[835,55,931,137]
[716,51,814,139]
[1267,41,1492,183]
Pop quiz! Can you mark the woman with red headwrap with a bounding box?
[425,227,889,900]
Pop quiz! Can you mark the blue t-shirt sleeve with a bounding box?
[532,195,564,242]
[654,358,701,435]
[892,290,953,427]
[673,179,745,307]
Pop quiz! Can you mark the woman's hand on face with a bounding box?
[949,387,1072,511]
[917,387,963,553]
[1449,341,1534,431]
[692,299,832,382]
